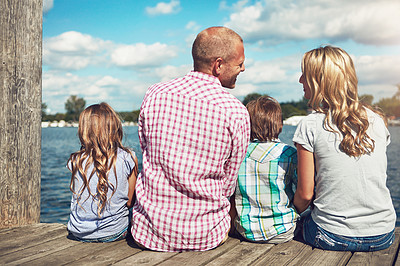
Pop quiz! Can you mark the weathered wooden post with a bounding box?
[0,0,42,228]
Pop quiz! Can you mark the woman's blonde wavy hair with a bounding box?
[302,46,383,157]
[68,102,136,216]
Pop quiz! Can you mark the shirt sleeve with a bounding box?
[284,146,298,201]
[66,159,73,172]
[124,150,136,179]
[292,115,315,153]
[223,112,251,197]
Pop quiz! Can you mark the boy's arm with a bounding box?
[229,195,238,236]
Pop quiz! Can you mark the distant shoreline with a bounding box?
[41,116,400,128]
[41,121,138,128]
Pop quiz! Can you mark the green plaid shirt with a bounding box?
[234,140,299,241]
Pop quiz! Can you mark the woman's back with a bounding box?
[294,108,395,236]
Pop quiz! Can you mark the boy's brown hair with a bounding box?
[246,95,282,142]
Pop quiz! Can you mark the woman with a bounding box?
[293,46,396,251]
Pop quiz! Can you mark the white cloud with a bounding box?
[43,31,111,70]
[95,76,121,87]
[153,64,192,82]
[43,0,53,14]
[232,52,400,103]
[42,71,149,113]
[241,61,288,84]
[43,31,178,71]
[43,51,92,70]
[45,31,106,54]
[354,54,400,101]
[355,55,400,85]
[232,54,302,101]
[219,0,249,11]
[146,0,181,16]
[229,82,259,98]
[111,43,178,68]
[186,21,200,32]
[225,0,400,46]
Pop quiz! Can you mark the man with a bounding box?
[131,26,251,251]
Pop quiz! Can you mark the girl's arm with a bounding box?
[127,156,139,209]
[293,144,315,214]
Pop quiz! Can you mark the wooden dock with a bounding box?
[1,224,399,265]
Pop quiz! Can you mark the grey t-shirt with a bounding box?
[68,148,135,239]
[293,108,396,236]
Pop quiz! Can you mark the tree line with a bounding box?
[42,95,140,123]
[243,84,400,120]
[43,85,400,123]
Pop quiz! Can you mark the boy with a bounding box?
[231,96,298,243]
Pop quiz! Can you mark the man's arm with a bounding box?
[223,114,250,196]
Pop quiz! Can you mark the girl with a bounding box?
[67,102,138,242]
[293,46,396,251]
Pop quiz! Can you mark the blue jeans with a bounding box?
[69,227,128,243]
[302,214,395,252]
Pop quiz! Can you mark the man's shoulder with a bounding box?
[217,95,249,115]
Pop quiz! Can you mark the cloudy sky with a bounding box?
[42,0,400,114]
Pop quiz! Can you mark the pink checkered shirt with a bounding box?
[131,71,250,251]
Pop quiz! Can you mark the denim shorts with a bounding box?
[302,214,395,252]
[69,226,128,243]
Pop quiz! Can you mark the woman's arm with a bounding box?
[127,156,139,209]
[293,144,315,214]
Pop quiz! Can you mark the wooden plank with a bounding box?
[204,240,274,265]
[0,223,66,256]
[1,233,79,265]
[22,240,122,265]
[114,250,179,265]
[0,222,58,236]
[349,227,400,266]
[65,238,144,265]
[158,237,241,266]
[0,223,62,238]
[286,245,352,266]
[251,240,308,265]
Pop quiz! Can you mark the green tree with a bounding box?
[281,104,307,120]
[375,84,400,118]
[394,84,400,100]
[241,92,309,119]
[359,94,374,105]
[41,102,48,120]
[376,97,400,117]
[118,110,140,122]
[65,95,86,122]
[242,93,263,106]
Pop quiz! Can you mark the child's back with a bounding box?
[233,96,298,243]
[234,141,298,242]
[67,102,137,242]
[68,148,135,240]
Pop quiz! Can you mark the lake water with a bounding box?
[41,125,400,226]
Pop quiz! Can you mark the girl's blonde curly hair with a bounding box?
[68,102,136,216]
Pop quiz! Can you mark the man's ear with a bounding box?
[212,58,223,76]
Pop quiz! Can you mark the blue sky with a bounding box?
[42,0,400,114]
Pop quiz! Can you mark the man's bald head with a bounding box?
[192,27,243,73]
